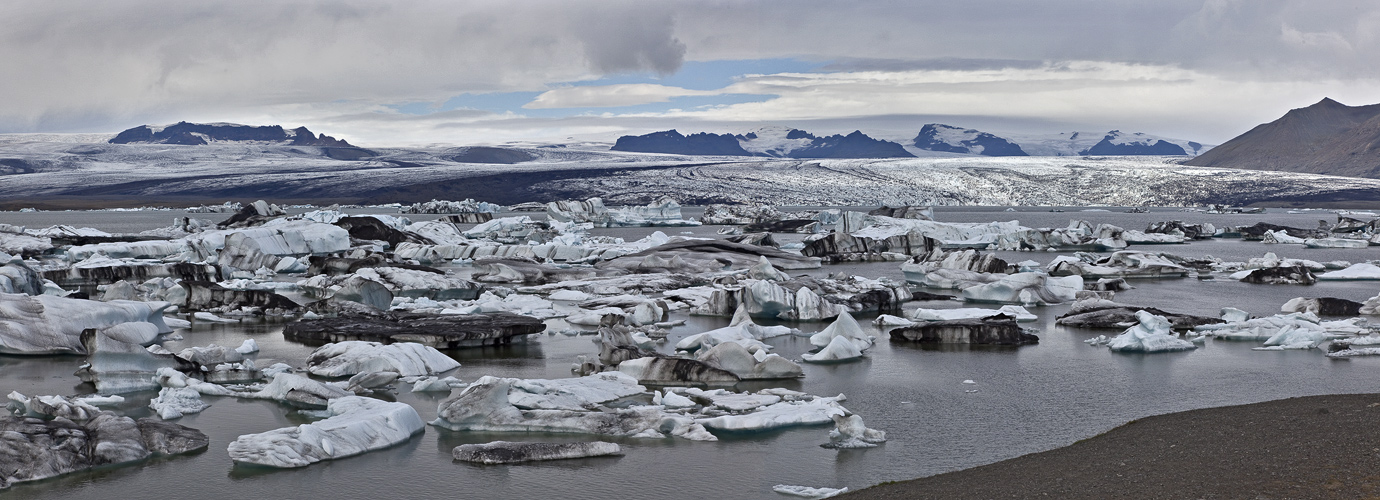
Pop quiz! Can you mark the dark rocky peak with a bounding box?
[785,129,816,140]
[109,122,355,148]
[610,130,753,156]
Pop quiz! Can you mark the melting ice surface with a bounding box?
[6,206,1380,500]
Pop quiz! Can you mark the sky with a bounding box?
[3,0,1380,146]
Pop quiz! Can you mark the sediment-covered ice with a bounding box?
[451,440,622,464]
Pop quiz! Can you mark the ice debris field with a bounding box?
[5,196,1380,499]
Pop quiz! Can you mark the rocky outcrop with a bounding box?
[282,311,545,348]
[1185,98,1380,178]
[888,315,1039,345]
[611,130,752,156]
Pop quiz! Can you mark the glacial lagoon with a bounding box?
[4,206,1380,500]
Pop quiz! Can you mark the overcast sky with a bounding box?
[3,0,1379,146]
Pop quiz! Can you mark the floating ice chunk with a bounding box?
[1105,311,1196,353]
[959,273,1083,306]
[163,316,192,329]
[908,305,1036,322]
[0,293,172,354]
[235,339,259,354]
[683,388,782,412]
[6,391,103,421]
[73,394,125,406]
[873,314,915,327]
[801,335,864,363]
[1303,237,1369,249]
[654,390,696,409]
[697,341,803,379]
[193,312,238,323]
[821,414,887,449]
[306,341,461,378]
[808,313,872,352]
[452,441,623,464]
[411,376,465,392]
[963,380,976,384]
[1318,263,1380,281]
[772,485,848,499]
[696,395,848,432]
[149,387,210,419]
[227,396,424,468]
[1220,307,1250,322]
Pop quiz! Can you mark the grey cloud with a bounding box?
[821,58,1048,73]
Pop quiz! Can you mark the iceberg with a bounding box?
[908,305,1036,322]
[808,313,873,352]
[801,335,865,363]
[305,341,461,378]
[0,292,171,354]
[1104,311,1196,353]
[227,396,424,468]
[1318,263,1380,281]
[821,414,887,449]
[772,485,849,499]
[960,273,1082,305]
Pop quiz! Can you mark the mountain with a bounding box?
[610,127,914,158]
[110,122,355,148]
[1184,98,1380,178]
[610,130,751,156]
[911,125,1206,157]
[912,124,1027,156]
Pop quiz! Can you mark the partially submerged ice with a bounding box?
[1103,311,1196,353]
[452,440,622,464]
[227,396,424,468]
[0,292,171,355]
[2,393,208,490]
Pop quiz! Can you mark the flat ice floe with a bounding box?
[227,396,424,468]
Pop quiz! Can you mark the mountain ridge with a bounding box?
[1185,98,1380,178]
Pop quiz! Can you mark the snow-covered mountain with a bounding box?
[911,124,1209,157]
[912,124,1028,156]
[610,127,914,158]
[111,122,358,148]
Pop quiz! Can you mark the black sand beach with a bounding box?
[844,394,1380,500]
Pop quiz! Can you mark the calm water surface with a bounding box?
[2,207,1380,499]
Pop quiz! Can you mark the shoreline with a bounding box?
[842,393,1380,499]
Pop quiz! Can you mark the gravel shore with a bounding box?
[842,394,1380,500]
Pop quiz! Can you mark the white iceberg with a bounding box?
[305,341,461,378]
[1105,311,1196,353]
[227,396,424,468]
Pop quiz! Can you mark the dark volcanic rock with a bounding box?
[282,312,546,348]
[111,122,355,147]
[889,315,1039,345]
[1285,297,1363,316]
[786,130,915,159]
[1240,266,1317,285]
[452,441,622,464]
[0,413,207,490]
[611,130,753,156]
[1056,305,1221,330]
[179,280,299,312]
[1185,98,1380,178]
[912,124,1028,156]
